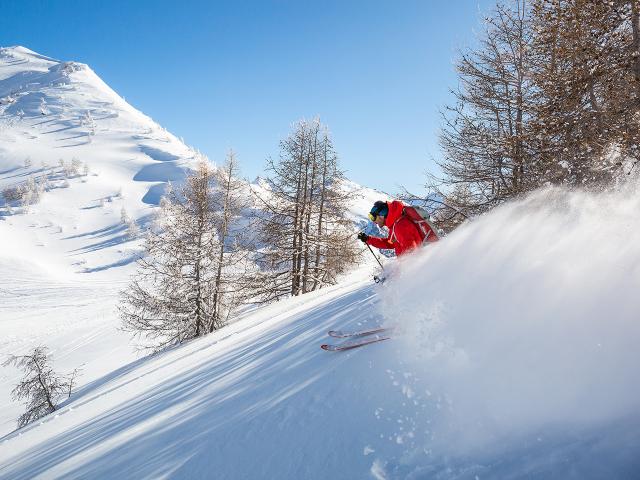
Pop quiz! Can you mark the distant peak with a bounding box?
[0,45,59,63]
[6,45,37,54]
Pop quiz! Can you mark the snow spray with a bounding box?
[380,180,640,456]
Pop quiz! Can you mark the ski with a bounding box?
[328,327,391,338]
[321,335,391,352]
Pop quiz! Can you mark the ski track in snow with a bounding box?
[0,271,410,480]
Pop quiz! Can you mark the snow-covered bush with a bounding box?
[0,93,16,105]
[57,158,80,178]
[126,218,140,239]
[2,185,22,202]
[13,177,42,210]
[1,178,41,210]
[20,188,33,208]
[120,207,129,224]
[70,157,82,176]
[82,111,96,137]
[39,97,49,116]
[38,174,48,193]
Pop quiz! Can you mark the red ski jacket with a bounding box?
[367,200,425,257]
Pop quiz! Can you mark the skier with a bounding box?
[357,200,438,257]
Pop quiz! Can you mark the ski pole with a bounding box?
[365,242,384,269]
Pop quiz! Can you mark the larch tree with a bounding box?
[530,0,640,184]
[434,0,536,217]
[3,346,80,428]
[208,150,254,332]
[120,154,251,352]
[254,119,358,302]
[427,0,640,232]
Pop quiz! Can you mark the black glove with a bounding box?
[357,232,369,243]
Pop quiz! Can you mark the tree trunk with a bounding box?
[312,140,329,291]
[632,0,640,105]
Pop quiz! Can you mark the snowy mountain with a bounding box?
[1,46,639,479]
[0,46,385,441]
[0,45,383,276]
[0,45,211,438]
[0,46,199,275]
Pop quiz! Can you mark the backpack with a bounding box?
[402,205,440,243]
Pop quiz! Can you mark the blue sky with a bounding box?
[1,0,493,195]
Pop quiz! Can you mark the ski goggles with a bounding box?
[369,207,386,221]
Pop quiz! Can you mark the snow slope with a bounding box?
[0,270,401,480]
[0,46,387,440]
[2,45,638,479]
[1,182,640,479]
[0,46,196,276]
[0,45,200,436]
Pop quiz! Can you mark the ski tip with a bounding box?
[321,336,391,352]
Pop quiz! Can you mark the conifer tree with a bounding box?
[208,150,254,332]
[254,119,358,302]
[120,155,251,351]
[435,0,535,215]
[3,347,80,428]
[530,0,640,183]
[429,0,640,222]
